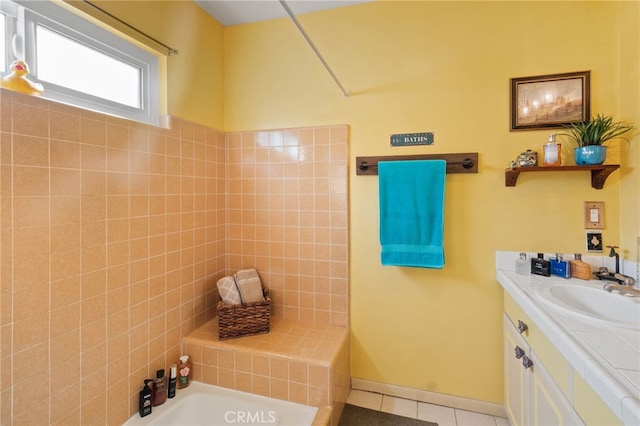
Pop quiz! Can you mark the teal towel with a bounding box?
[378,160,446,268]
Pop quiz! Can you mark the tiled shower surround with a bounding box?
[0,88,349,425]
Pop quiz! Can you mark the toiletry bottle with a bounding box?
[550,253,571,278]
[152,369,167,406]
[168,364,177,398]
[139,379,153,417]
[515,252,529,275]
[543,134,561,166]
[570,253,592,280]
[531,253,550,277]
[178,355,191,389]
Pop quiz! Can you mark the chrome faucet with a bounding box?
[603,282,640,297]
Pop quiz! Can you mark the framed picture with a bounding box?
[510,71,590,131]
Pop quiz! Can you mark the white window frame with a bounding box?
[7,0,159,126]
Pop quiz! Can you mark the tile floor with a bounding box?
[346,389,511,426]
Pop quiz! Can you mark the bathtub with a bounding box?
[123,381,318,426]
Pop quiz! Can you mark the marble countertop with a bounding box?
[496,251,640,425]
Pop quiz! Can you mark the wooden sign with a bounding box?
[391,132,434,146]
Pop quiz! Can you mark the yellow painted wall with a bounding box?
[618,1,640,257]
[224,1,637,404]
[83,0,225,130]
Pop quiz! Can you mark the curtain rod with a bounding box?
[279,0,350,98]
[81,0,178,56]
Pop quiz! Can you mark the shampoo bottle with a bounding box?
[570,253,592,280]
[168,364,177,398]
[139,379,153,417]
[152,369,167,406]
[178,355,191,389]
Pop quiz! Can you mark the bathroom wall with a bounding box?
[0,89,225,425]
[225,126,349,326]
[223,1,638,405]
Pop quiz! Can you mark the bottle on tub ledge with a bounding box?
[168,364,177,398]
[178,355,191,389]
[138,379,153,417]
[152,369,167,406]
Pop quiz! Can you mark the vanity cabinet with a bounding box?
[503,312,584,426]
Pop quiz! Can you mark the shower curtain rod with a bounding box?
[81,0,179,56]
[279,0,350,98]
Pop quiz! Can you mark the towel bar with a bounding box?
[355,152,478,175]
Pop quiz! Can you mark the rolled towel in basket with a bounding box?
[234,268,265,303]
[216,276,242,305]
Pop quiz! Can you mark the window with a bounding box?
[2,1,160,125]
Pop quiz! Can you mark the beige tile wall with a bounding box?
[225,128,349,327]
[0,89,225,425]
[0,89,349,425]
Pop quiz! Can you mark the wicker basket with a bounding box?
[217,290,270,340]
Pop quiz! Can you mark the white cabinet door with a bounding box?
[504,313,584,426]
[504,314,530,426]
[530,350,584,426]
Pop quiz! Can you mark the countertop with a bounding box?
[496,251,640,425]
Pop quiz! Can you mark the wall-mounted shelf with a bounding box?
[505,164,620,189]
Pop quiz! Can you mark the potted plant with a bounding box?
[560,113,635,165]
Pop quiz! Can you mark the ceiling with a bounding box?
[194,0,373,26]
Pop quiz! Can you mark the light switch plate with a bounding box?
[587,232,603,251]
[584,201,604,229]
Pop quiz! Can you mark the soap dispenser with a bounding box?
[139,379,153,417]
[543,134,561,166]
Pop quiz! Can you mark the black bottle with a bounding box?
[168,364,177,398]
[531,252,550,277]
[139,379,153,417]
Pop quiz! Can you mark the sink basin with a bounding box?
[536,284,640,329]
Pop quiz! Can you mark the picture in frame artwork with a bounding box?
[510,71,590,131]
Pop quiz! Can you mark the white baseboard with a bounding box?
[351,377,507,418]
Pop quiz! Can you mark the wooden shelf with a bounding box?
[505,164,620,189]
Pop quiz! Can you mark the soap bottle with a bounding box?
[168,364,177,398]
[178,355,191,389]
[152,369,167,406]
[570,253,592,280]
[543,134,561,166]
[531,253,550,276]
[515,252,529,275]
[139,379,153,417]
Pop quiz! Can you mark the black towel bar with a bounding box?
[355,153,479,175]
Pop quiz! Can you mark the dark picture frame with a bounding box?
[510,71,590,131]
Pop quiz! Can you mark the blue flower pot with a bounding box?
[574,146,607,165]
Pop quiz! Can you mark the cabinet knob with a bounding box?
[517,320,528,334]
[522,355,533,369]
[514,346,525,359]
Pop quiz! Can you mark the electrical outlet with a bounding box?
[587,232,603,252]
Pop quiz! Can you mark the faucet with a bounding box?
[592,245,636,287]
[607,245,620,273]
[603,282,640,297]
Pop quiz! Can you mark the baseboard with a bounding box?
[350,378,507,418]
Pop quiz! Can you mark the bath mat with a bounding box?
[338,404,438,426]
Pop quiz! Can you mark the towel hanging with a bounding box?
[378,160,446,268]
